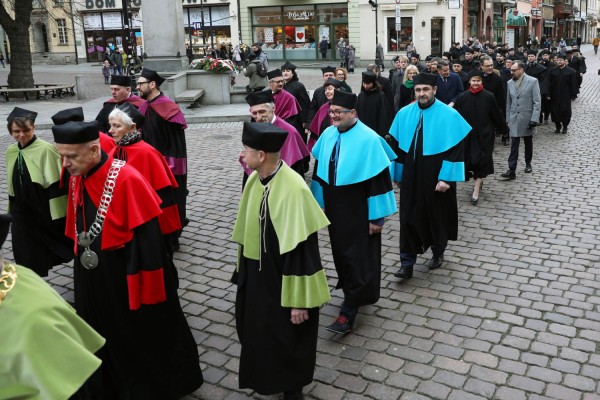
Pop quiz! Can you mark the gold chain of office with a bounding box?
[0,263,18,307]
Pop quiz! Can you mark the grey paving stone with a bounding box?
[495,386,527,400]
[463,378,496,398]
[508,375,546,394]
[545,384,584,400]
[416,380,452,400]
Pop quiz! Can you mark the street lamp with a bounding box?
[369,0,379,49]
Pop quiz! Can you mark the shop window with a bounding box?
[252,7,282,25]
[316,5,332,23]
[283,25,317,60]
[331,5,348,22]
[57,19,68,44]
[255,26,284,58]
[387,17,412,52]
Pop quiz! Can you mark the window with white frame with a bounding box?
[57,19,68,44]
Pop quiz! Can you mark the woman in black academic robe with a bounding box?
[356,72,392,139]
[454,70,507,205]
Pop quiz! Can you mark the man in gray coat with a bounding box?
[500,60,541,180]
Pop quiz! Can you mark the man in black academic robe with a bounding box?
[52,120,203,400]
[136,68,189,250]
[95,75,144,133]
[5,107,73,277]
[367,63,394,114]
[538,51,556,124]
[548,54,578,134]
[232,122,330,400]
[389,73,471,281]
[311,91,397,334]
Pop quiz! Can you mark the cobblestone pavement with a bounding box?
[1,47,600,400]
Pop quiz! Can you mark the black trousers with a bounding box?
[508,136,533,171]
[541,97,551,120]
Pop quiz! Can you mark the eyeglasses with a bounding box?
[328,109,352,117]
[137,81,151,86]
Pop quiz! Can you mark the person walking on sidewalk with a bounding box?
[500,61,541,180]
[0,52,5,68]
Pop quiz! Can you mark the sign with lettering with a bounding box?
[103,12,123,29]
[286,11,314,21]
[264,27,274,43]
[84,13,102,29]
[85,0,141,10]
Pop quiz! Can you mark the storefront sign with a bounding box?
[84,0,142,10]
[103,12,123,29]
[84,13,103,29]
[286,11,314,21]
[448,0,460,10]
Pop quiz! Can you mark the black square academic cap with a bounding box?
[52,121,99,144]
[140,68,166,87]
[117,103,145,128]
[110,75,131,86]
[51,107,84,125]
[242,122,288,152]
[266,69,283,80]
[413,73,438,87]
[280,61,297,71]
[7,107,37,122]
[323,77,341,88]
[330,90,357,110]
[362,71,377,84]
[320,66,337,74]
[246,90,274,106]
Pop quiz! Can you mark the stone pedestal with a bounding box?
[140,0,186,72]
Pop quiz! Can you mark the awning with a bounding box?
[506,8,527,26]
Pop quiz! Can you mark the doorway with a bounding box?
[431,19,443,57]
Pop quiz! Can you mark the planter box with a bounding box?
[163,70,231,106]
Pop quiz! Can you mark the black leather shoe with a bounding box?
[554,125,562,133]
[525,165,532,173]
[282,390,304,400]
[394,266,413,280]
[428,255,444,270]
[562,128,568,134]
[471,196,479,205]
[500,170,516,180]
[326,315,353,334]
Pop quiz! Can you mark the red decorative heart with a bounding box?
[297,32,304,40]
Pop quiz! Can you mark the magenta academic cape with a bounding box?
[138,95,188,129]
[239,117,310,175]
[308,102,332,151]
[273,90,301,120]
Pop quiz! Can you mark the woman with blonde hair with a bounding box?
[396,64,419,111]
[335,67,353,93]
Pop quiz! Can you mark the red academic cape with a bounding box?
[109,141,182,235]
[66,154,166,310]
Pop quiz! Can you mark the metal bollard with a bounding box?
[75,75,86,100]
